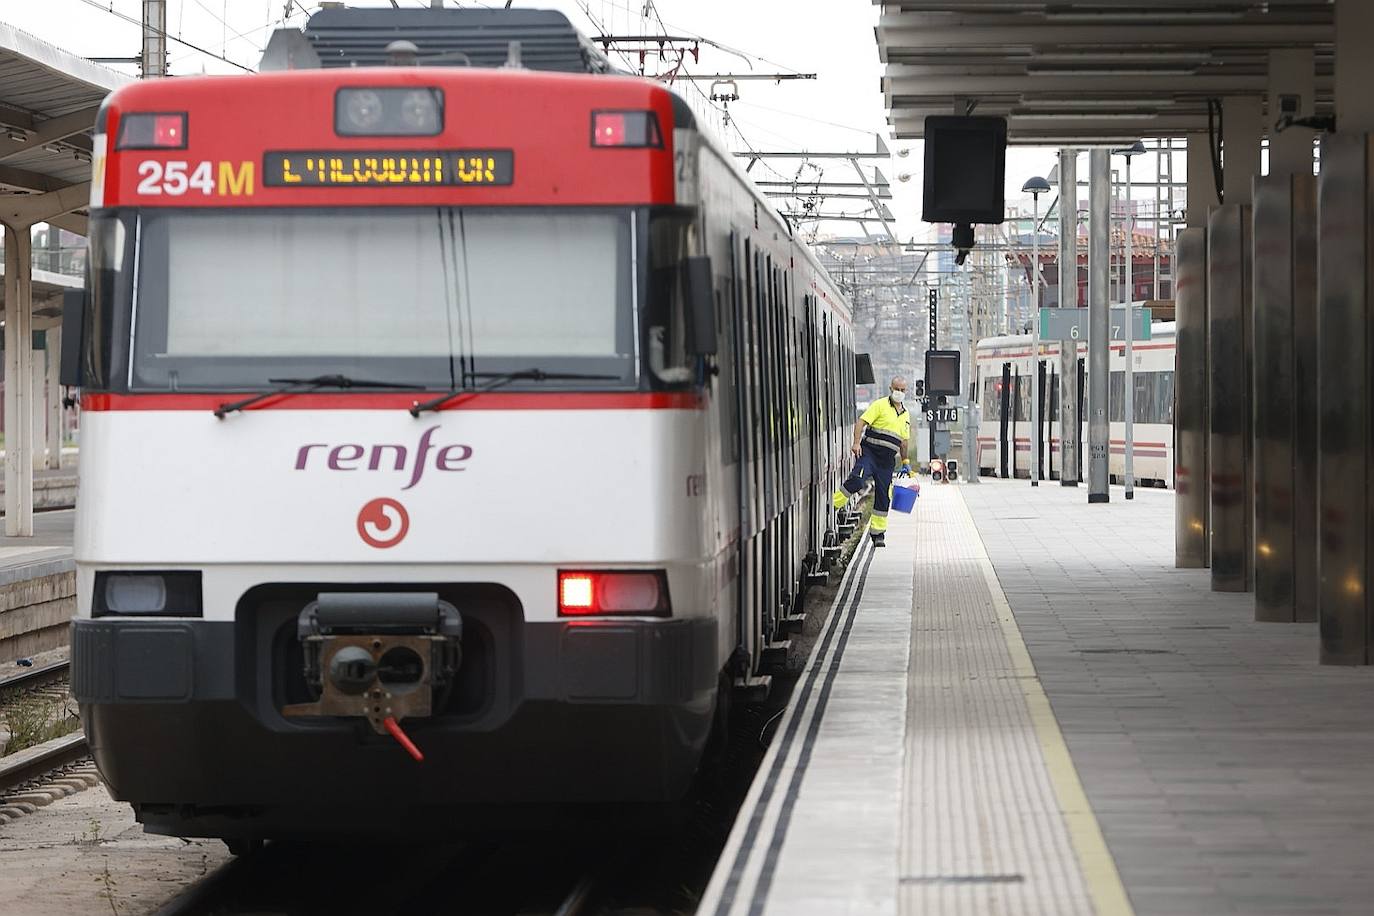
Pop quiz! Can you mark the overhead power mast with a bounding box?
[142,0,167,78]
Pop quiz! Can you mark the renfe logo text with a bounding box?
[295,425,472,490]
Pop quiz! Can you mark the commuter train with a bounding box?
[973,321,1176,486]
[67,8,858,844]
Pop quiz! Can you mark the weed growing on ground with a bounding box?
[1,692,80,756]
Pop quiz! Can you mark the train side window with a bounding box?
[646,211,694,384]
[1133,371,1153,424]
[743,242,757,466]
[982,377,1000,421]
[1157,370,1175,425]
[719,246,739,465]
[758,251,769,461]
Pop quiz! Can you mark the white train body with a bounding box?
[69,34,858,843]
[973,321,1177,486]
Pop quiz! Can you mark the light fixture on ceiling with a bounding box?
[1031,51,1213,64]
[1026,64,1201,77]
[1011,110,1162,120]
[1019,96,1175,108]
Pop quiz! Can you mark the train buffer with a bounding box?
[699,480,1374,916]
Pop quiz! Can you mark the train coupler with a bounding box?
[281,592,462,736]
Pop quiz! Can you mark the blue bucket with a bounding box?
[891,485,918,514]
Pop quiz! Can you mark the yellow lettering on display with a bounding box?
[265,150,505,186]
[217,160,254,196]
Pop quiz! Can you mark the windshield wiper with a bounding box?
[408,368,620,416]
[214,374,423,419]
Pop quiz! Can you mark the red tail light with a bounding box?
[557,570,671,616]
[116,112,188,150]
[590,110,663,149]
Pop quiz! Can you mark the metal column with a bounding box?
[141,0,167,78]
[45,328,61,471]
[1206,97,1262,591]
[1174,227,1210,567]
[1057,148,1080,486]
[1087,148,1110,503]
[1316,134,1371,661]
[1207,205,1253,591]
[1176,136,1218,566]
[1253,173,1318,622]
[3,225,34,537]
[1030,192,1042,486]
[1315,0,1374,663]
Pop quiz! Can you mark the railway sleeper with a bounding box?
[759,639,791,674]
[733,674,771,704]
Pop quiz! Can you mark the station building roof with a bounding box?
[875,1,1335,143]
[0,21,129,236]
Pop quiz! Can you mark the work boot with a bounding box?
[870,532,886,548]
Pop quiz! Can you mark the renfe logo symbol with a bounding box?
[296,425,472,490]
[357,498,409,549]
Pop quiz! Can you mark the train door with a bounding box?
[1012,365,1022,477]
[735,236,762,679]
[1077,356,1086,481]
[999,362,1012,478]
[1036,359,1047,482]
[804,294,820,566]
[752,254,774,648]
[1048,363,1059,479]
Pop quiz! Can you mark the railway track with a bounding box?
[151,840,604,916]
[0,657,71,696]
[0,659,94,810]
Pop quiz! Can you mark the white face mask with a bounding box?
[890,389,906,403]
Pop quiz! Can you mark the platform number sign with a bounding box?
[926,406,958,423]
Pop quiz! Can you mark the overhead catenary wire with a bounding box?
[74,0,255,71]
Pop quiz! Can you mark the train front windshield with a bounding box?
[88,207,637,391]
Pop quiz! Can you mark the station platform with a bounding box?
[699,479,1374,916]
[0,509,74,664]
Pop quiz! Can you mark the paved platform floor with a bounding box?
[0,508,73,584]
[965,481,1374,915]
[699,479,1374,916]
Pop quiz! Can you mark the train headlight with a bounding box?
[335,87,443,137]
[557,571,670,617]
[93,571,203,617]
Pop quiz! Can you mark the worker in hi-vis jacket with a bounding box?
[833,376,911,547]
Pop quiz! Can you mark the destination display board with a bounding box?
[263,150,515,187]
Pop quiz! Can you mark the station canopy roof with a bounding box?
[875,1,1335,143]
[0,22,129,236]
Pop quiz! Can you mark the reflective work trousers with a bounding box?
[833,443,896,533]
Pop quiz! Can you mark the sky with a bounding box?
[4,0,1074,241]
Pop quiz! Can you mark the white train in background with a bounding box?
[973,321,1176,487]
